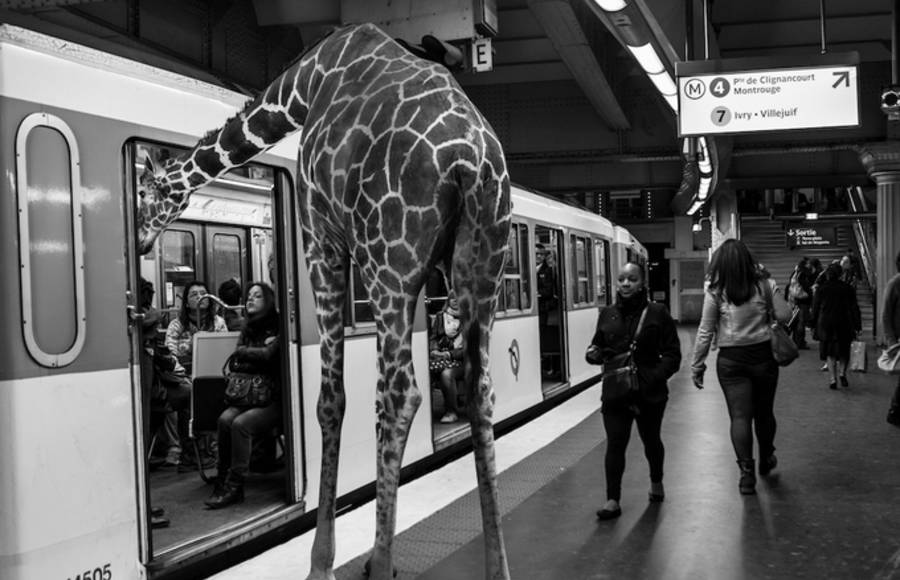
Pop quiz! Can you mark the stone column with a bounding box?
[859,141,900,344]
[710,190,739,251]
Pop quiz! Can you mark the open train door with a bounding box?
[123,140,307,573]
[535,225,568,393]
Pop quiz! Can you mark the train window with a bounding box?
[571,234,593,307]
[15,113,86,367]
[210,233,243,292]
[593,239,611,306]
[498,223,531,314]
[161,229,197,309]
[350,265,376,326]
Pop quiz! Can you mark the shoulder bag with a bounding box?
[600,306,649,406]
[877,343,900,374]
[763,284,799,367]
[223,354,275,407]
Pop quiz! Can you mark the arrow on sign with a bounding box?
[832,71,850,88]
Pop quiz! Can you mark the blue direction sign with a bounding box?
[676,54,859,136]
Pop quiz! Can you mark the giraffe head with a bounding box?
[136,156,183,255]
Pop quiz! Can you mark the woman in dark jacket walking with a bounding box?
[205,282,282,509]
[811,263,861,389]
[586,262,682,520]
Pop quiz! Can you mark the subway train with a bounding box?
[0,25,647,580]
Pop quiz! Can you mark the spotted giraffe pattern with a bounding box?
[136,23,511,580]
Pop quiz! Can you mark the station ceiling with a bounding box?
[0,0,894,208]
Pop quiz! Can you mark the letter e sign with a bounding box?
[471,38,493,73]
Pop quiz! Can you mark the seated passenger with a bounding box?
[205,282,282,509]
[165,280,226,471]
[429,294,465,424]
[218,278,246,331]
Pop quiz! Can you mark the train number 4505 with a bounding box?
[67,563,111,580]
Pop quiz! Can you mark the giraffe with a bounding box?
[135,23,511,580]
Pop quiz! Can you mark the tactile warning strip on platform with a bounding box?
[334,405,606,579]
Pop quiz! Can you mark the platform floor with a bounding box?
[210,328,900,580]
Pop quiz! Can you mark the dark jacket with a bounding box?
[230,326,280,393]
[883,273,900,344]
[587,293,682,405]
[811,278,861,341]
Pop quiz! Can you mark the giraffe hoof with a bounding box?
[363,558,398,578]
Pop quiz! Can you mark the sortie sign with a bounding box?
[676,54,859,136]
[786,226,837,248]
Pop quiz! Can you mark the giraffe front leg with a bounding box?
[306,377,345,580]
[368,346,422,580]
[467,326,511,580]
[305,258,348,580]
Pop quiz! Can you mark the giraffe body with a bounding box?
[137,23,511,580]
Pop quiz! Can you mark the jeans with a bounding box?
[792,303,810,346]
[891,375,900,413]
[217,404,282,480]
[716,355,779,461]
[165,379,191,452]
[601,400,667,502]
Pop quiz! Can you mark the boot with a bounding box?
[204,473,244,509]
[759,454,778,476]
[737,459,756,495]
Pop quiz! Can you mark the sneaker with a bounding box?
[439,412,458,424]
[887,410,900,428]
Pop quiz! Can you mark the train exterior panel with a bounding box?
[0,24,649,579]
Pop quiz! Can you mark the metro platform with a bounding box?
[210,328,900,580]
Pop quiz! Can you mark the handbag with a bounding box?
[877,343,900,374]
[849,340,867,373]
[600,307,648,406]
[764,284,799,367]
[223,355,274,407]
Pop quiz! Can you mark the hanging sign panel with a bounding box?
[676,54,859,137]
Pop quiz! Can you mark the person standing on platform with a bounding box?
[785,257,813,349]
[692,239,780,495]
[883,251,900,427]
[586,262,681,520]
[811,263,861,389]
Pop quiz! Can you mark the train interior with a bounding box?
[132,142,291,554]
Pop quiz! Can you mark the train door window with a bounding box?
[160,227,199,311]
[349,265,376,327]
[570,234,593,307]
[498,223,531,314]
[593,239,611,306]
[127,140,293,560]
[207,227,245,293]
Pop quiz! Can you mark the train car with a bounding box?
[0,25,646,580]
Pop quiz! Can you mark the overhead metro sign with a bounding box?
[676,54,860,136]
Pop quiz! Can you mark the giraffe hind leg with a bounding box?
[451,218,511,579]
[366,292,422,580]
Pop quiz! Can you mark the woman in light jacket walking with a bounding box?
[692,239,785,495]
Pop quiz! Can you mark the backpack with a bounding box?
[788,271,809,301]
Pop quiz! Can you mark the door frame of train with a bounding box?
[121,139,307,566]
[122,142,154,564]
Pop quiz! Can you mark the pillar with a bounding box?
[710,190,739,251]
[859,141,900,344]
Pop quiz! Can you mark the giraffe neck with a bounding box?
[138,23,406,249]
